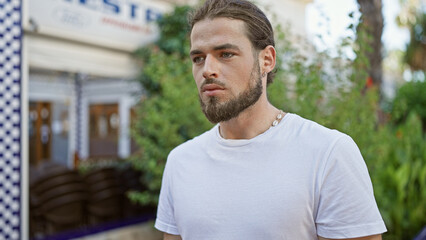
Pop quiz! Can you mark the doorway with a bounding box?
[29,101,52,166]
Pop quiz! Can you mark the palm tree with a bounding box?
[356,0,384,88]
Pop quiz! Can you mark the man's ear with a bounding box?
[259,45,276,75]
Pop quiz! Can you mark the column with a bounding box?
[0,0,23,239]
[118,97,131,158]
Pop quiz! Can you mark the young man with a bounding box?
[155,0,387,239]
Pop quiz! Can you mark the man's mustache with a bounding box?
[201,78,226,89]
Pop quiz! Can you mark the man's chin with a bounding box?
[204,95,224,104]
[201,104,240,123]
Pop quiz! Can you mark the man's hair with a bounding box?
[189,0,276,84]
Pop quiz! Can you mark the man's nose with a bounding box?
[202,55,219,79]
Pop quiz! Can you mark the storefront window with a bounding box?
[89,103,119,158]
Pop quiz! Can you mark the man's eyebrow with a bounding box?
[213,44,240,51]
[189,44,241,56]
[189,49,203,56]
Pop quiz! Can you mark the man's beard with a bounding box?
[199,63,263,123]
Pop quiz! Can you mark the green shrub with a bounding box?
[129,6,212,205]
[391,79,426,129]
[275,22,426,239]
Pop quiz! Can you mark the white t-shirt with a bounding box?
[155,113,387,239]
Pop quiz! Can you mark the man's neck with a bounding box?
[219,97,282,140]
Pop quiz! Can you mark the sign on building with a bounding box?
[28,0,170,51]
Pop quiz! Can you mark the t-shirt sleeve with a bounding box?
[315,135,387,239]
[155,156,180,235]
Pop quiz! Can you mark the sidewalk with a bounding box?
[74,221,162,240]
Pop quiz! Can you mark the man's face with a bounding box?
[190,17,263,123]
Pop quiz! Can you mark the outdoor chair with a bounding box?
[40,185,88,234]
[30,168,87,236]
[84,167,124,225]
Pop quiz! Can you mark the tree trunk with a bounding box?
[357,0,384,88]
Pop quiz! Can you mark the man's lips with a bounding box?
[201,84,225,96]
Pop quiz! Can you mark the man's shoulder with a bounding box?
[287,113,346,141]
[168,125,216,159]
[286,114,361,166]
[283,113,356,157]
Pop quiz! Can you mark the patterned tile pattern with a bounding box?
[0,0,22,239]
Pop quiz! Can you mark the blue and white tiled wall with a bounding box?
[0,0,22,239]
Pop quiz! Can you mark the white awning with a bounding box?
[26,33,140,78]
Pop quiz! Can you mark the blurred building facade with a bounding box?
[25,0,171,167]
[24,0,313,167]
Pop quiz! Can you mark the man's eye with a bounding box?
[222,52,234,58]
[192,56,204,64]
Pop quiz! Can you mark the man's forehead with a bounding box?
[190,18,249,51]
[190,17,247,39]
